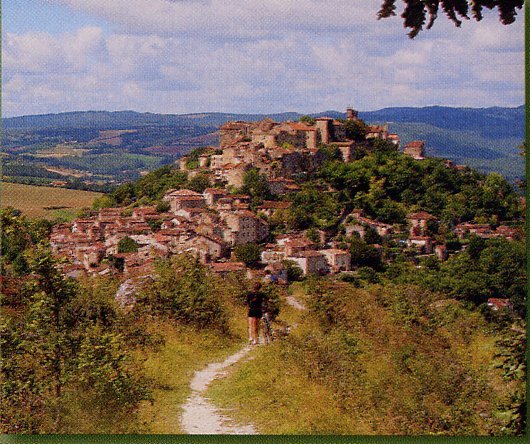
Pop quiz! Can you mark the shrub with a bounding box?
[234,243,261,266]
[117,237,139,253]
[142,255,229,333]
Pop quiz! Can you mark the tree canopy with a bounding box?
[378,0,524,38]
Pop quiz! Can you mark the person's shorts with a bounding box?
[248,310,262,318]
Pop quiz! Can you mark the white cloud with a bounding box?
[2,1,524,116]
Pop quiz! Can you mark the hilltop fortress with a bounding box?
[179,108,401,187]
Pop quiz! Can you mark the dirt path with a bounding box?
[181,293,306,434]
[286,295,307,311]
[181,345,256,434]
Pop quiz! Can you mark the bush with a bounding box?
[234,243,261,266]
[357,266,380,284]
[117,236,139,253]
[283,260,304,282]
[155,200,170,213]
[142,255,229,333]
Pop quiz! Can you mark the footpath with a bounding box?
[180,293,307,434]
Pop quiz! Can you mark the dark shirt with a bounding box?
[246,291,263,317]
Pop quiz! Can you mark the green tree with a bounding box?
[234,243,262,266]
[282,260,304,282]
[349,236,383,270]
[344,119,368,142]
[188,173,211,193]
[155,200,170,213]
[143,255,228,332]
[240,168,272,205]
[300,115,316,125]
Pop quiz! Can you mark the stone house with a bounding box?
[132,207,158,220]
[407,236,434,254]
[261,247,287,264]
[221,210,269,245]
[408,211,438,234]
[404,141,426,159]
[321,249,351,273]
[203,188,229,206]
[223,163,252,188]
[287,251,328,276]
[276,236,316,256]
[219,121,255,147]
[165,194,206,213]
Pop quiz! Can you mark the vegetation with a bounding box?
[117,236,140,253]
[0,209,255,433]
[234,243,262,266]
[0,215,151,432]
[209,279,525,435]
[385,237,526,317]
[377,0,523,38]
[0,182,102,219]
[138,255,229,333]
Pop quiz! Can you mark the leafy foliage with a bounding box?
[1,248,150,433]
[140,255,229,333]
[117,236,140,254]
[378,1,524,38]
[234,243,262,266]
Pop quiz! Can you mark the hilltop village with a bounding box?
[50,109,521,291]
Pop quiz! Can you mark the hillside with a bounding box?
[1,122,525,434]
[0,182,102,219]
[2,106,524,185]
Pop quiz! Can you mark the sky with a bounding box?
[2,0,524,117]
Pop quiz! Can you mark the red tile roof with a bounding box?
[209,262,246,272]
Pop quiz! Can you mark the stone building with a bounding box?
[404,141,426,159]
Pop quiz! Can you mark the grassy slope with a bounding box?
[206,283,512,435]
[135,295,249,433]
[135,322,244,433]
[0,181,102,218]
[207,296,369,434]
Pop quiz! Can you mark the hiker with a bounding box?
[246,281,264,345]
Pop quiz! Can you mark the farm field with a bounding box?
[0,182,102,219]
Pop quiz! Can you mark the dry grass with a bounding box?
[0,182,102,218]
[135,322,243,433]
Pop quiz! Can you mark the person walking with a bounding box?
[246,281,264,345]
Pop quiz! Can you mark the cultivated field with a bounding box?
[0,182,102,219]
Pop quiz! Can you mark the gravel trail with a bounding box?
[181,345,256,434]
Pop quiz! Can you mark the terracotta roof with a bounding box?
[408,211,437,220]
[170,196,205,202]
[257,201,292,210]
[209,262,246,272]
[133,207,158,214]
[321,249,349,255]
[286,122,316,131]
[165,189,201,197]
[405,140,425,148]
[487,298,511,308]
[291,251,325,258]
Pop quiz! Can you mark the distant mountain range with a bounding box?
[2,105,524,183]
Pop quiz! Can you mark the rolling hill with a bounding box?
[2,105,524,184]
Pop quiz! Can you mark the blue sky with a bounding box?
[2,0,524,117]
